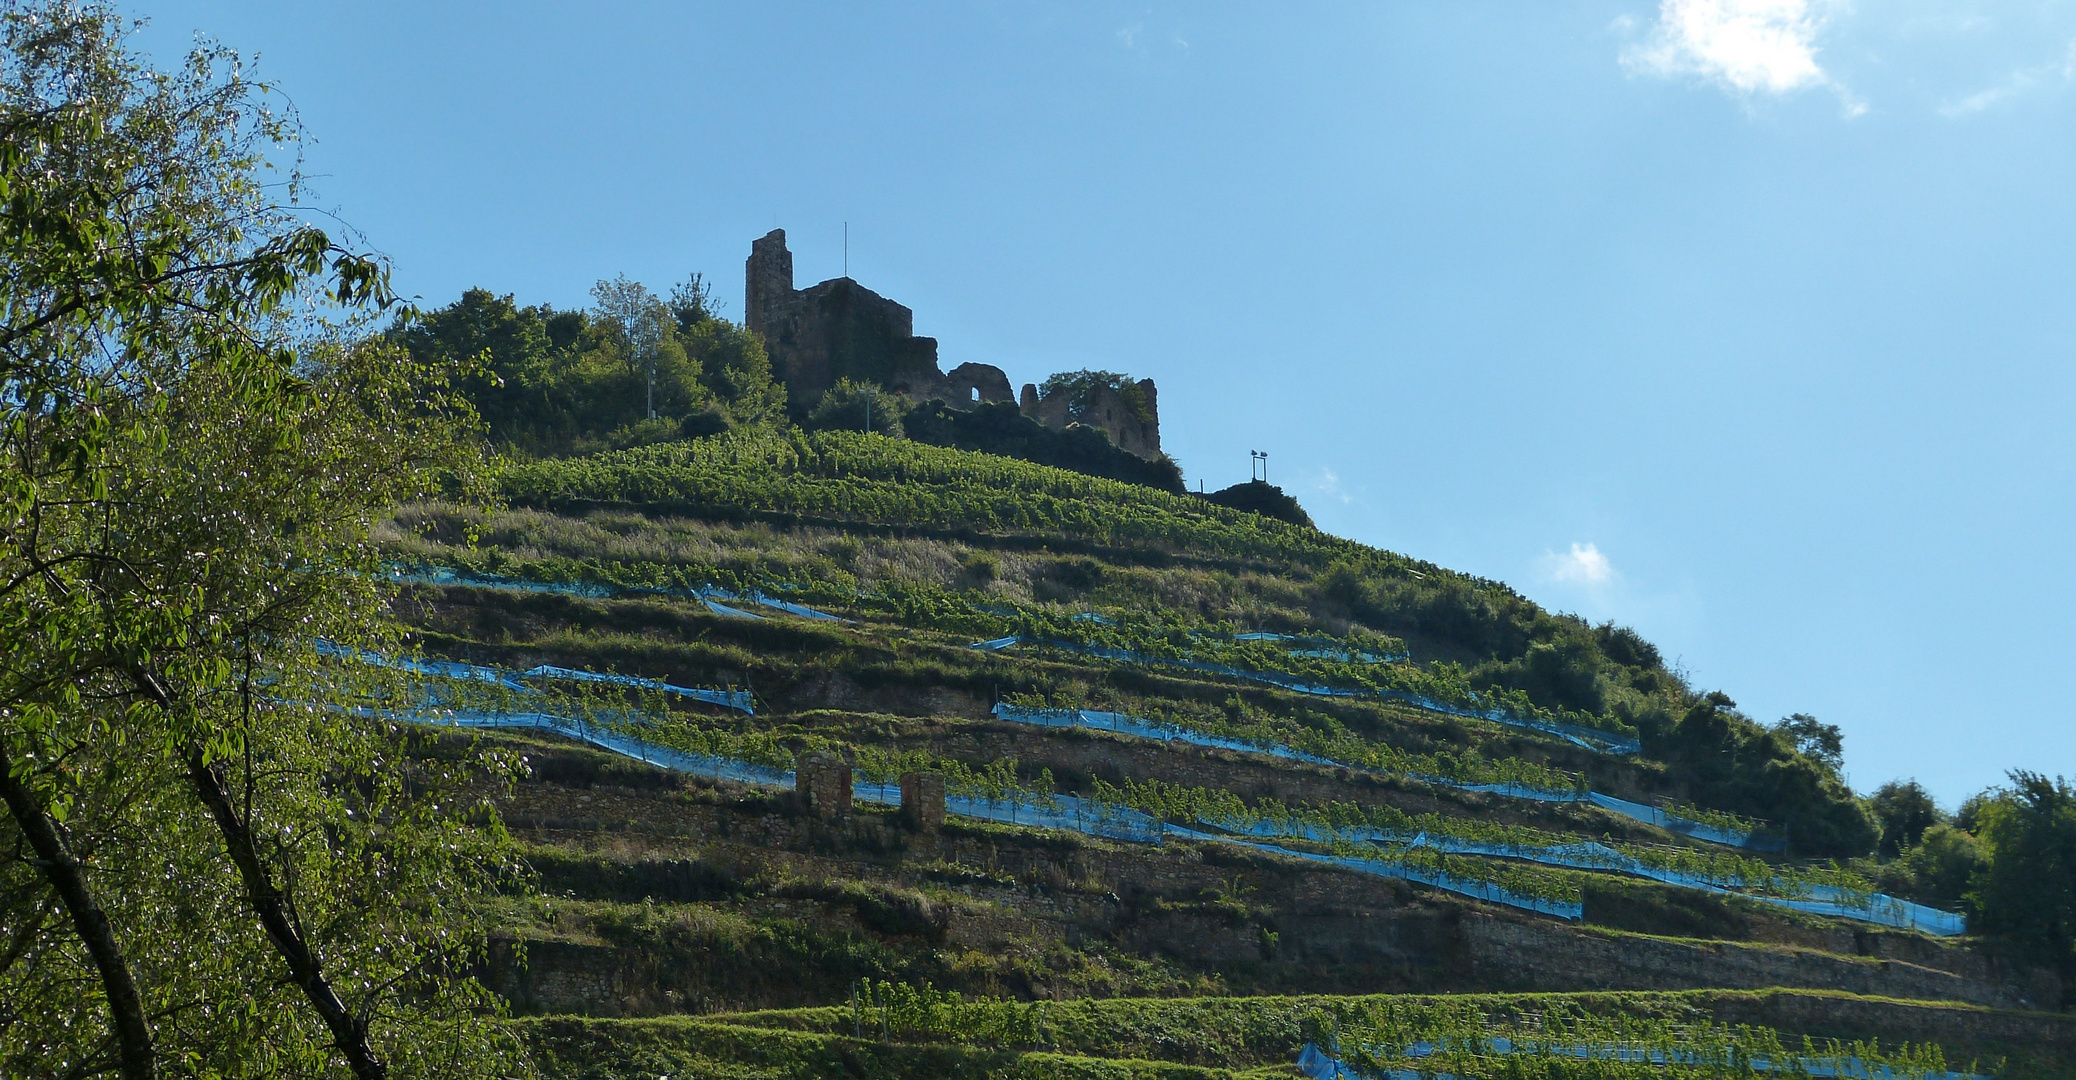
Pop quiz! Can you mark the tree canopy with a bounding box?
[0,5,523,1076]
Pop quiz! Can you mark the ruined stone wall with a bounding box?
[900,771,946,831]
[1021,378,1163,460]
[743,228,1161,460]
[796,756,853,819]
[746,228,1011,416]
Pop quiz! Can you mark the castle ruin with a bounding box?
[746,229,1160,458]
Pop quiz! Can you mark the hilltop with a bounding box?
[10,16,2070,1077]
[369,417,2071,1076]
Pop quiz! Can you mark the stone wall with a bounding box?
[1023,377,1162,460]
[745,229,954,414]
[743,228,1161,458]
[900,771,946,831]
[797,755,852,819]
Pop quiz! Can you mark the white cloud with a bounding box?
[1940,39,2076,116]
[1543,542,1616,587]
[1623,0,1830,95]
[1312,467,1353,505]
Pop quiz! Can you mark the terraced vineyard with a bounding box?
[381,429,2073,1077]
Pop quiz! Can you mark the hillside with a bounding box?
[378,427,2070,1077]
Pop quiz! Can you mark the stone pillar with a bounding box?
[900,771,946,832]
[1019,383,1040,417]
[1133,378,1161,457]
[797,754,852,819]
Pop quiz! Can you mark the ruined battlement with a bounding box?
[746,229,1160,458]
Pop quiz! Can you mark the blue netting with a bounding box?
[1168,826,1583,920]
[520,665,755,713]
[976,639,1639,755]
[1204,817,1962,936]
[1232,631,1407,664]
[747,590,847,621]
[326,644,754,715]
[1296,1040,1998,1080]
[316,640,535,692]
[389,566,848,621]
[419,710,793,785]
[398,709,1581,920]
[702,597,765,619]
[987,704,1776,851]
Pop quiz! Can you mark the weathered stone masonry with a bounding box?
[746,228,1162,458]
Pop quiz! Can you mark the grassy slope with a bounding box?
[378,430,2056,1075]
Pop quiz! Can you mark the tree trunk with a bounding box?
[0,744,156,1080]
[186,748,388,1080]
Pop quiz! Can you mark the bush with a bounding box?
[1594,622,1661,670]
[1869,779,1940,858]
[1657,693,1876,858]
[1197,480,1312,527]
[680,402,735,439]
[1890,823,1982,910]
[1971,772,2076,989]
[905,399,1186,493]
[806,379,907,438]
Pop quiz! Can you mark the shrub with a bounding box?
[1869,779,1940,858]
[806,379,907,438]
[1198,481,1312,527]
[1971,772,2076,986]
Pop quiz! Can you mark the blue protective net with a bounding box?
[988,704,1778,852]
[400,709,1576,920]
[976,638,1640,755]
[1295,1039,1997,1080]
[390,566,847,621]
[1205,817,1961,936]
[325,642,754,715]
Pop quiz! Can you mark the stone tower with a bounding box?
[738,228,1158,459]
[745,229,794,341]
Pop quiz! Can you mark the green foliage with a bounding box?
[906,398,1187,493]
[1870,779,1941,858]
[396,274,784,455]
[1040,370,1156,425]
[1003,691,1583,793]
[1654,694,1877,858]
[1875,822,1983,911]
[496,427,1343,565]
[1970,772,2076,985]
[804,378,908,437]
[1198,481,1312,528]
[0,7,525,1074]
[852,979,1046,1043]
[1325,999,1962,1080]
[1774,713,1845,777]
[1090,777,1861,902]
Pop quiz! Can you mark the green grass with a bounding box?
[523,988,2076,1079]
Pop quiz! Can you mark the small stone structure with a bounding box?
[899,771,946,832]
[745,229,1162,458]
[796,755,852,819]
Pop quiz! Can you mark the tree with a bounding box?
[1660,695,1875,857]
[806,378,907,437]
[1869,779,1940,858]
[591,274,681,420]
[1970,772,2076,996]
[1773,713,1844,777]
[0,5,523,1077]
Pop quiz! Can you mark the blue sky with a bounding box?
[138,2,2076,806]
